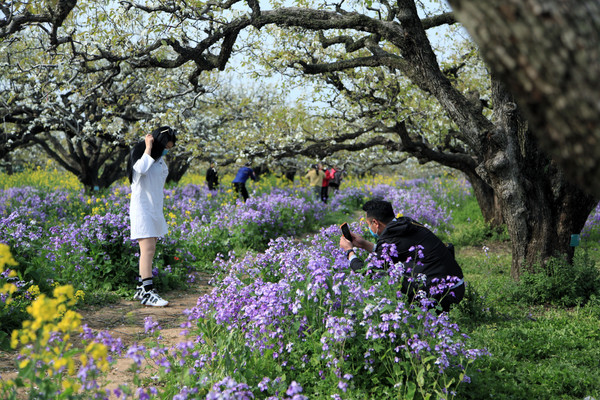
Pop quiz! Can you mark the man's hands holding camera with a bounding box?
[339,224,375,257]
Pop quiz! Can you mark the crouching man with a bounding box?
[340,199,465,312]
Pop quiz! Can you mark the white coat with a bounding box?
[129,153,169,240]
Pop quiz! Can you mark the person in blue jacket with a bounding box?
[232,162,257,202]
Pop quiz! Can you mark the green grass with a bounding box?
[450,245,600,399]
[439,182,600,399]
[443,195,509,246]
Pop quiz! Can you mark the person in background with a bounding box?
[206,162,219,191]
[232,161,256,202]
[327,164,343,194]
[127,126,177,307]
[321,164,331,203]
[339,199,465,312]
[304,164,325,201]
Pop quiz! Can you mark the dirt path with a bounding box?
[0,273,213,396]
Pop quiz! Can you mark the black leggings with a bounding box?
[233,182,249,202]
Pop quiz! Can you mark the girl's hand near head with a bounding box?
[144,134,154,155]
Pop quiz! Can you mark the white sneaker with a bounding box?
[141,289,169,307]
[133,285,144,301]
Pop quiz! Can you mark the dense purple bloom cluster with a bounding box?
[3,176,596,398]
[186,224,489,396]
[0,183,325,294]
[328,179,455,233]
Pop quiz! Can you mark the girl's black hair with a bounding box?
[127,126,177,183]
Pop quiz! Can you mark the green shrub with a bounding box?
[511,251,600,307]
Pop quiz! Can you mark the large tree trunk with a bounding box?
[35,134,129,191]
[463,171,504,227]
[447,0,600,198]
[482,79,598,279]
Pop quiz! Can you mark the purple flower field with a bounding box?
[1,175,599,399]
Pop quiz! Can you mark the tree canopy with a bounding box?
[1,0,598,277]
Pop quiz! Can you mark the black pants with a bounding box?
[233,182,249,202]
[321,186,329,203]
[207,181,216,190]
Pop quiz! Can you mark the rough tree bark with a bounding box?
[482,78,597,278]
[447,0,600,198]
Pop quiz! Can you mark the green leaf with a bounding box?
[406,380,416,400]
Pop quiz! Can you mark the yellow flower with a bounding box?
[62,379,81,392]
[19,359,29,369]
[75,290,85,301]
[54,285,75,301]
[10,330,18,349]
[28,285,41,297]
[0,243,18,272]
[54,357,68,371]
[86,342,108,363]
[1,283,17,295]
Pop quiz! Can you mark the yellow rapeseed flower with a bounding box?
[62,379,81,392]
[10,331,18,349]
[54,357,68,371]
[75,290,85,302]
[0,243,18,272]
[1,283,17,295]
[27,285,41,298]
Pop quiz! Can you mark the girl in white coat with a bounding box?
[128,126,177,307]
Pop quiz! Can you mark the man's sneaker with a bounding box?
[141,289,169,307]
[133,285,144,301]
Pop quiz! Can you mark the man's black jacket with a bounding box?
[350,217,463,290]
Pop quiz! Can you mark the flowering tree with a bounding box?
[77,0,594,278]
[0,0,76,45]
[1,0,598,277]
